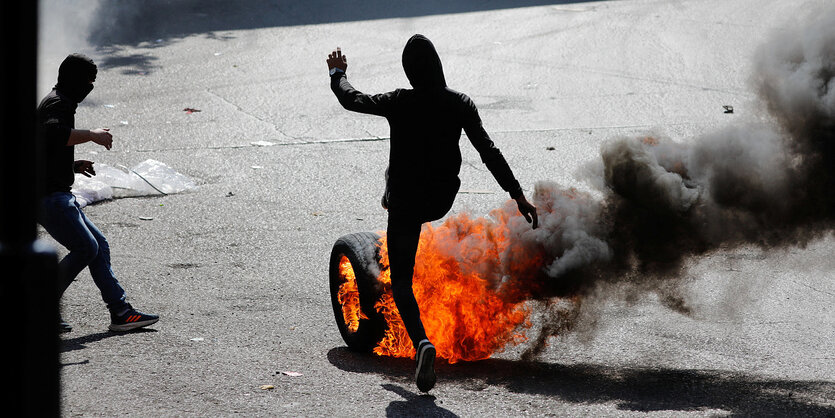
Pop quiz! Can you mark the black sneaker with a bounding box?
[109,304,159,332]
[415,339,436,392]
[59,318,72,333]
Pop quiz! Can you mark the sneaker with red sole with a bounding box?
[109,304,159,332]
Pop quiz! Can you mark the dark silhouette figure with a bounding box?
[37,53,159,333]
[327,35,538,392]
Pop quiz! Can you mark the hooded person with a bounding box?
[56,53,97,103]
[36,53,159,333]
[327,35,538,392]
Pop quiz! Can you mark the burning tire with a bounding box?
[329,232,387,352]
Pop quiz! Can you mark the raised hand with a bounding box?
[327,47,348,72]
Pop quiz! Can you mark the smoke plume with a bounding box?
[506,6,835,352]
[38,0,103,97]
[400,6,835,359]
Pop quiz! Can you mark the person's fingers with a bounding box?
[518,200,538,229]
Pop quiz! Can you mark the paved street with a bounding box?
[38,0,834,416]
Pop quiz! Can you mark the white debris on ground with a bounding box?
[71,159,197,207]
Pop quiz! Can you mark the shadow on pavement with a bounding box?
[89,0,598,47]
[327,347,835,416]
[60,328,158,353]
[95,52,160,75]
[382,384,459,418]
[86,1,597,76]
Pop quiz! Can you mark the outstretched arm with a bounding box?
[462,96,537,229]
[327,47,395,117]
[68,128,112,150]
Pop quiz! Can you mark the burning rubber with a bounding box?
[328,232,387,352]
[328,223,534,363]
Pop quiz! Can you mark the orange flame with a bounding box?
[370,208,542,364]
[336,189,592,363]
[641,136,659,146]
[336,256,367,333]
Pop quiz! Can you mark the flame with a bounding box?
[641,136,659,146]
[369,208,542,364]
[336,256,367,333]
[335,187,594,363]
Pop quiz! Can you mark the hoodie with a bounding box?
[402,35,446,90]
[36,53,98,194]
[331,34,523,222]
[56,53,97,103]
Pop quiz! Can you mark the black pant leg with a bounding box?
[386,213,428,349]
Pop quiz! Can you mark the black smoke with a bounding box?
[490,6,835,356]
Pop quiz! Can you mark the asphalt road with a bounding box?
[38,0,834,416]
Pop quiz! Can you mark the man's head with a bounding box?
[402,34,446,89]
[56,53,97,103]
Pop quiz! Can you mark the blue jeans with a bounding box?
[38,192,127,313]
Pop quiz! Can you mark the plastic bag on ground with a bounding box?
[72,159,197,207]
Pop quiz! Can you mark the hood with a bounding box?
[55,53,97,103]
[402,34,446,89]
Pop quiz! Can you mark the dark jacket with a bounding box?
[37,90,77,194]
[36,54,97,195]
[331,34,523,222]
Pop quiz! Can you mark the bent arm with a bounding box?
[68,128,112,150]
[67,129,95,146]
[330,73,395,117]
